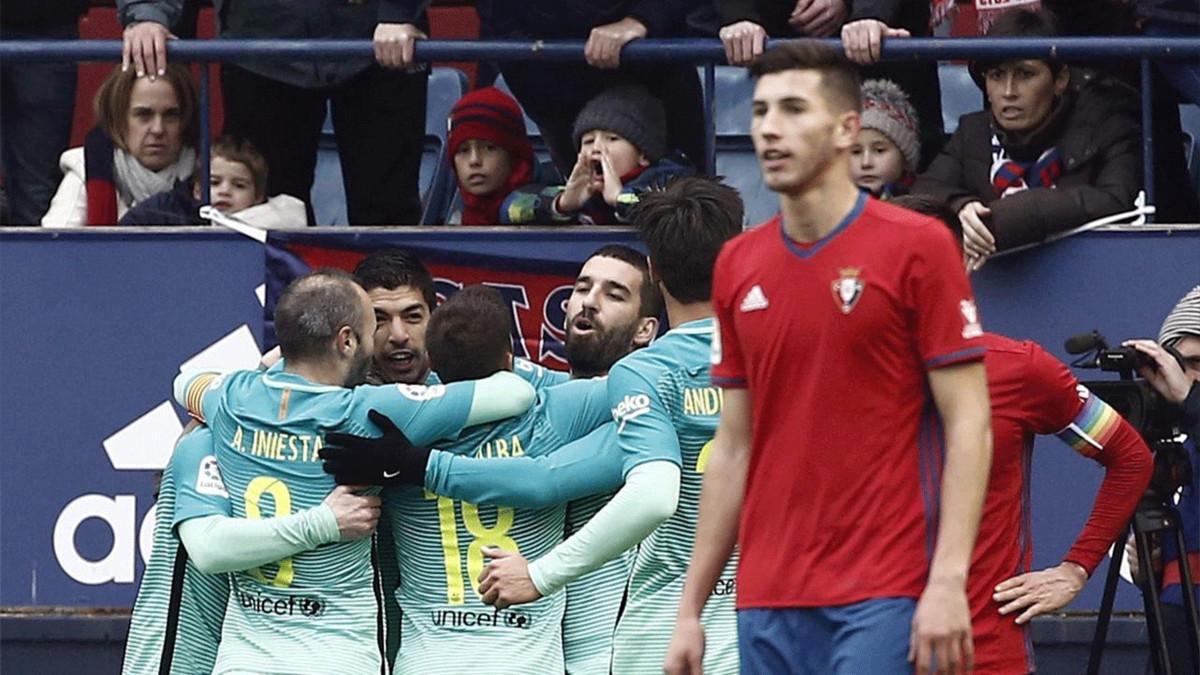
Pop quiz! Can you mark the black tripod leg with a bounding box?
[1170,527,1200,673]
[1089,525,1131,675]
[1137,524,1174,675]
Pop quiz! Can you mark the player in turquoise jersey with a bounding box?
[324,247,662,674]
[173,270,537,675]
[352,247,571,668]
[326,287,609,674]
[342,180,746,674]
[122,425,227,675]
[469,178,745,674]
[125,380,385,674]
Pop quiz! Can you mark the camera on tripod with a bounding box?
[1070,330,1199,675]
[1066,329,1191,501]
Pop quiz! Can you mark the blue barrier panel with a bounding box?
[1,226,1197,612]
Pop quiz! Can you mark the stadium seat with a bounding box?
[310,67,469,226]
[707,66,777,226]
[1180,103,1200,194]
[939,63,983,135]
[486,75,542,137]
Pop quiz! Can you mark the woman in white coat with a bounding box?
[42,64,197,226]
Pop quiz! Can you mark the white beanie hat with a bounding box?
[860,79,921,172]
[1159,285,1200,347]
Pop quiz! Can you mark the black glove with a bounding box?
[320,409,430,485]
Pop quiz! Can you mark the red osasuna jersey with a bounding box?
[711,194,986,609]
[973,333,1151,674]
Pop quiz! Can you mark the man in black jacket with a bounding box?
[120,0,431,225]
[716,0,944,168]
[912,8,1141,266]
[0,0,88,225]
[478,0,706,175]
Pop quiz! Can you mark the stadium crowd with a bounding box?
[3,1,1200,239]
[3,2,1198,675]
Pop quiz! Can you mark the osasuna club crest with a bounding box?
[831,267,864,314]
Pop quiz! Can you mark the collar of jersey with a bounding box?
[778,190,866,260]
[262,369,344,394]
[670,317,714,335]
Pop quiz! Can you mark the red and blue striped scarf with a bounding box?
[83,127,119,226]
[989,133,1062,197]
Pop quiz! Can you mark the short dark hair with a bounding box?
[353,249,437,311]
[632,177,743,304]
[426,285,513,383]
[889,194,962,251]
[274,269,366,361]
[749,41,862,113]
[974,8,1065,78]
[587,244,664,319]
[211,135,268,201]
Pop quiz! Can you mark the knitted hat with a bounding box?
[859,79,921,173]
[448,87,534,169]
[1159,285,1200,347]
[572,85,667,163]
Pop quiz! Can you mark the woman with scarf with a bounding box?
[912,8,1142,268]
[42,64,197,227]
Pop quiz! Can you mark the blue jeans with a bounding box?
[0,23,78,225]
[738,598,916,675]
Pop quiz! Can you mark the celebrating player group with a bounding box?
[124,41,1152,675]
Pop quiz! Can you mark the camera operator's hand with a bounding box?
[1124,532,1162,589]
[993,562,1087,624]
[319,409,430,485]
[1123,339,1193,403]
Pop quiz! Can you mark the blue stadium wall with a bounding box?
[1,226,1197,673]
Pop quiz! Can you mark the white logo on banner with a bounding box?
[52,291,265,587]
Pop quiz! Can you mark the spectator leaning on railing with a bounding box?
[119,0,432,226]
[476,0,706,177]
[42,65,198,227]
[0,0,88,225]
[717,0,945,168]
[912,8,1142,269]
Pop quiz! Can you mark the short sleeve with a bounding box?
[172,427,232,528]
[607,360,682,476]
[903,224,986,369]
[710,246,747,387]
[351,380,477,446]
[1021,343,1086,435]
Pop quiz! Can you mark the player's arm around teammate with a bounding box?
[664,387,752,675]
[176,483,381,574]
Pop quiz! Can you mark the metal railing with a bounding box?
[3,37,1198,221]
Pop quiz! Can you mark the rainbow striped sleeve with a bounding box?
[1055,390,1122,458]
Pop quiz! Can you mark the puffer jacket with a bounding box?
[912,72,1142,251]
